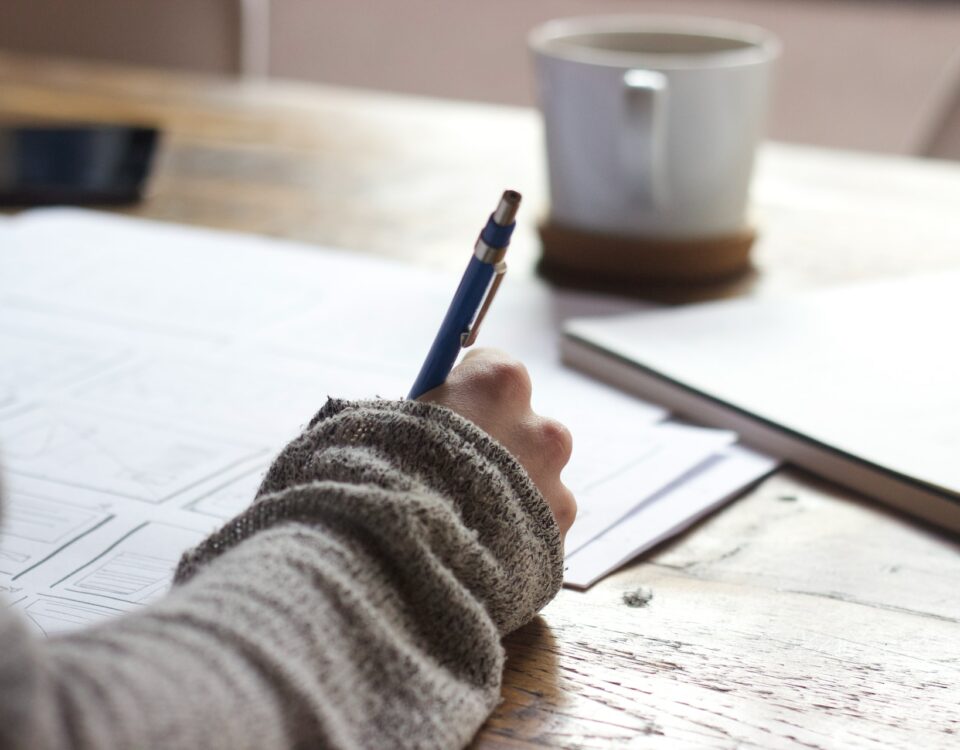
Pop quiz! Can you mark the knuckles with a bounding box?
[457,351,578,534]
[537,417,574,467]
[475,358,532,403]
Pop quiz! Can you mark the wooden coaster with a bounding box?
[538,220,756,289]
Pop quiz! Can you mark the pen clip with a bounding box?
[461,261,506,347]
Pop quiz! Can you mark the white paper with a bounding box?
[0,208,773,624]
[563,422,737,556]
[0,404,267,503]
[563,445,778,588]
[2,473,222,634]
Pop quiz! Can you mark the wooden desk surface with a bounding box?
[2,53,959,748]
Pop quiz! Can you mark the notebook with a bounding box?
[562,272,960,533]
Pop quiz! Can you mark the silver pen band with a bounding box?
[473,237,508,264]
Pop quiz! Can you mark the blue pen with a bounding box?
[408,189,521,399]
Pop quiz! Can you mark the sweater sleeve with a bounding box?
[0,399,564,750]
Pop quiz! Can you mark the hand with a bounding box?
[417,348,576,537]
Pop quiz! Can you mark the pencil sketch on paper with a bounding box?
[22,596,125,637]
[0,490,111,578]
[0,405,267,504]
[53,522,207,606]
[185,466,268,521]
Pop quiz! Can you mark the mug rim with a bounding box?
[529,15,781,70]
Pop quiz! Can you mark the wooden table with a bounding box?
[3,53,959,749]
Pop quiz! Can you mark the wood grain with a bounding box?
[488,473,960,748]
[2,53,959,749]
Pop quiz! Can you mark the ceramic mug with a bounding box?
[530,16,780,239]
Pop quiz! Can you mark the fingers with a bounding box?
[519,416,576,537]
[537,416,574,470]
[416,347,577,536]
[543,480,578,536]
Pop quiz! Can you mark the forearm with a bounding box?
[40,518,498,749]
[2,399,563,750]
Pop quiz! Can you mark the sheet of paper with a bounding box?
[563,422,737,556]
[1,472,223,634]
[563,445,778,589]
[0,209,773,626]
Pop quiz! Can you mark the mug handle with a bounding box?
[621,69,668,208]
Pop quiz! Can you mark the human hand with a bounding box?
[417,348,576,537]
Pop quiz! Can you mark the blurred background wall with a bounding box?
[1,0,958,158]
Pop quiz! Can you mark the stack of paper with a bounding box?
[0,210,775,634]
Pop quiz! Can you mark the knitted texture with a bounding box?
[0,399,564,750]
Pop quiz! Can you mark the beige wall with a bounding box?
[0,0,241,74]
[269,0,960,156]
[1,0,959,157]
[927,70,960,159]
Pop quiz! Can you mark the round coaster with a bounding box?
[538,220,756,286]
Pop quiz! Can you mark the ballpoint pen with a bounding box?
[408,189,521,399]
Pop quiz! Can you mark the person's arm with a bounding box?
[0,350,574,750]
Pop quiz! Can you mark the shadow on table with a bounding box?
[471,616,563,748]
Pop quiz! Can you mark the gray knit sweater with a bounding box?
[0,399,564,749]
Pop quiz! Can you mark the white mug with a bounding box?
[530,16,780,239]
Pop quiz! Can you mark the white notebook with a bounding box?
[562,272,960,534]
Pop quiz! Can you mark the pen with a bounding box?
[408,189,522,399]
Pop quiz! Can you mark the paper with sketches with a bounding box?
[0,209,775,632]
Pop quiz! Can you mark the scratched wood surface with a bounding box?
[2,53,959,749]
